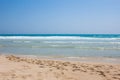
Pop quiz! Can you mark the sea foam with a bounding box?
[0,36,120,40]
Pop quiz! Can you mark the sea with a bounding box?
[0,34,120,62]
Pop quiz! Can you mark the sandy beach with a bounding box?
[0,55,120,80]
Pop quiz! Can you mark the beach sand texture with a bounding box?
[0,55,120,80]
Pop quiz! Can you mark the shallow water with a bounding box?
[0,34,120,59]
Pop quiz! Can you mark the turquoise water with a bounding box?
[0,34,120,58]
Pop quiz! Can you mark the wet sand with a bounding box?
[0,55,120,80]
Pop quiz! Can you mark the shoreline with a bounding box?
[1,53,120,64]
[0,54,120,80]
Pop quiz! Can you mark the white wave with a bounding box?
[0,36,120,40]
[44,41,120,44]
[31,46,40,48]
[13,41,22,43]
[75,46,120,50]
[23,41,31,43]
[43,41,70,44]
[13,40,31,43]
[66,56,81,59]
[50,45,60,47]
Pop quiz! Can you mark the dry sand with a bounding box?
[0,55,120,80]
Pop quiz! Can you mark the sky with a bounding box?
[0,0,120,34]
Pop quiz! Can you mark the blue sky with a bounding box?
[0,0,120,34]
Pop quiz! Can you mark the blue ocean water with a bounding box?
[0,34,120,58]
